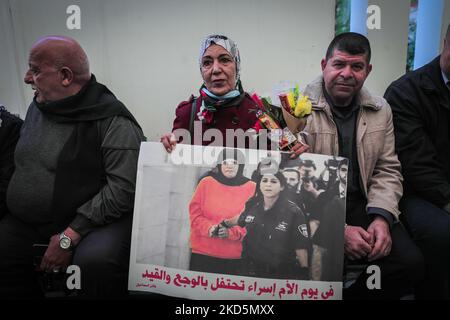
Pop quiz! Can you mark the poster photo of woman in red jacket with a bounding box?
[188,148,255,275]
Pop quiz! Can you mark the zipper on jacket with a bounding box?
[355,108,368,197]
[321,105,339,156]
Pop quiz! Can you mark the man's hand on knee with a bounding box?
[344,225,373,260]
[40,228,81,273]
[40,234,73,273]
[367,217,392,261]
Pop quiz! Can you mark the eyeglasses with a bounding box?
[222,159,238,166]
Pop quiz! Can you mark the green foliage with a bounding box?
[261,98,287,128]
[335,0,417,71]
[335,0,351,35]
[406,0,418,71]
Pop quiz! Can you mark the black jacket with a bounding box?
[0,107,22,218]
[238,195,309,279]
[33,75,142,235]
[384,57,450,208]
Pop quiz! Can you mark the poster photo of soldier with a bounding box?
[128,142,346,300]
[220,156,310,281]
[279,154,349,282]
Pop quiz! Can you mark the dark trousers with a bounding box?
[0,214,46,298]
[343,197,425,300]
[189,253,242,276]
[344,223,424,299]
[0,213,132,299]
[400,195,450,299]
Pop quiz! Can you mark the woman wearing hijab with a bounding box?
[161,34,258,150]
[223,163,310,280]
[161,34,307,156]
[189,148,255,275]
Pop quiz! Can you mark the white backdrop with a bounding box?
[0,0,449,141]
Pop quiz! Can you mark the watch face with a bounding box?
[60,237,71,249]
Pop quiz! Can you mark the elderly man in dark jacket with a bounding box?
[0,36,145,298]
[384,25,450,299]
[0,106,22,219]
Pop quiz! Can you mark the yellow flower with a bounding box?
[287,92,295,111]
[294,94,312,118]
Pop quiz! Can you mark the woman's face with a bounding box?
[201,44,237,96]
[260,174,284,198]
[221,159,239,179]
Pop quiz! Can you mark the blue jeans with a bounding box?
[400,195,450,299]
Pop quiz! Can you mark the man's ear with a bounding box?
[366,63,373,75]
[321,58,327,71]
[60,67,74,87]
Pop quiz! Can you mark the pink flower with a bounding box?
[253,120,264,132]
[202,110,214,124]
[251,93,264,109]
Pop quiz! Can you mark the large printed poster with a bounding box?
[128,142,347,300]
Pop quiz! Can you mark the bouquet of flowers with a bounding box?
[278,84,312,135]
[250,93,298,151]
[250,84,312,151]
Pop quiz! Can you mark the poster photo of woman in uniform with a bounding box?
[221,160,311,280]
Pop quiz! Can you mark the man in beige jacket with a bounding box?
[303,32,424,299]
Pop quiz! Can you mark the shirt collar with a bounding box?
[442,71,450,91]
[339,183,346,198]
[0,105,4,128]
[322,83,359,116]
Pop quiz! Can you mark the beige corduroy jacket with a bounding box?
[302,76,403,220]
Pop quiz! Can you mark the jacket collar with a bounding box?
[304,76,382,112]
[418,56,448,93]
[417,56,450,112]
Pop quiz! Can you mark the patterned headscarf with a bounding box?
[198,34,241,80]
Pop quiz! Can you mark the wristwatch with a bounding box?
[59,232,72,250]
